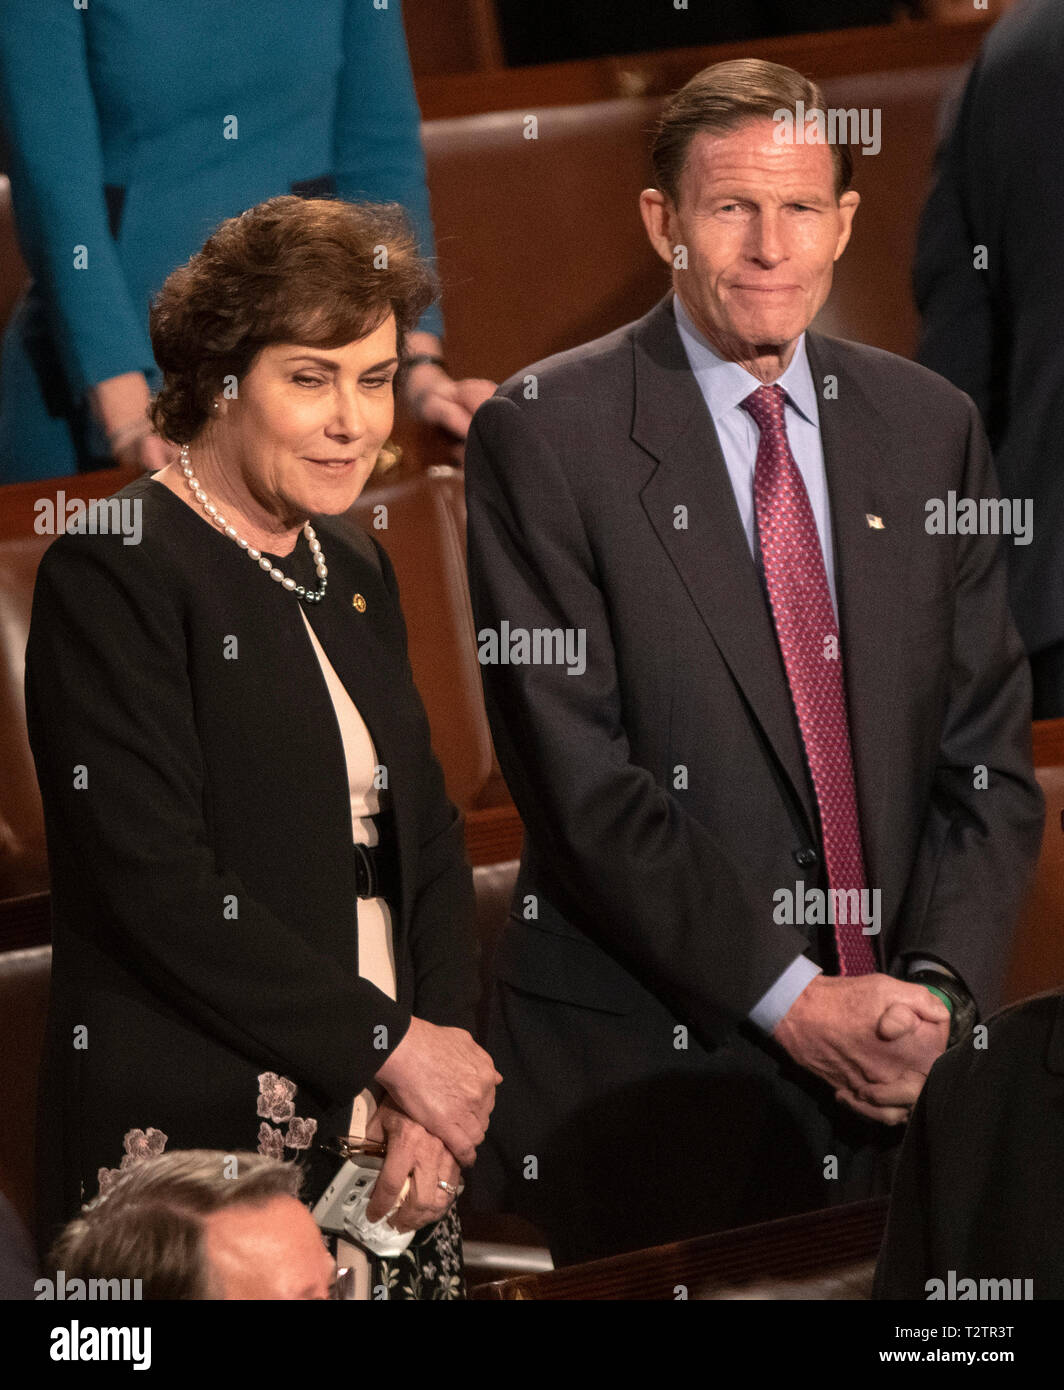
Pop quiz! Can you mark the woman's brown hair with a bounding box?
[149,195,437,444]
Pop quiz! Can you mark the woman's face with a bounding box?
[213,312,399,527]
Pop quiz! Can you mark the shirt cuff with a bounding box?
[906,957,956,979]
[749,955,823,1034]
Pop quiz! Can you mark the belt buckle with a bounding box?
[353,843,377,899]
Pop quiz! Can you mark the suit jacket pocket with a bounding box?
[494,914,650,1015]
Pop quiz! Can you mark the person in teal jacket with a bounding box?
[0,1,492,482]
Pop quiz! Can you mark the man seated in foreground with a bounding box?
[44,1150,335,1300]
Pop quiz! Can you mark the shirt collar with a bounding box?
[672,292,819,429]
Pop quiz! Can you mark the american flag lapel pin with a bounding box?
[866,513,885,530]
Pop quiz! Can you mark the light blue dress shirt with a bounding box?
[673,293,827,1032]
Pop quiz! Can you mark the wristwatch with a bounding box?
[908,969,977,1047]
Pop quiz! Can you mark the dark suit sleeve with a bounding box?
[25,534,412,1109]
[465,394,810,1044]
[890,398,1042,1015]
[373,540,479,1035]
[912,60,998,428]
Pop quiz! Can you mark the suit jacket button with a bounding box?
[794,848,817,868]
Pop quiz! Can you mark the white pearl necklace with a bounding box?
[178,444,328,603]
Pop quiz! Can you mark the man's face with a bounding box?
[204,1195,336,1299]
[641,119,859,368]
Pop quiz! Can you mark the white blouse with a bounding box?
[300,609,397,1298]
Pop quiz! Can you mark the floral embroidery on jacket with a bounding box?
[95,1126,169,1201]
[256,1072,297,1124]
[284,1116,317,1150]
[257,1122,285,1162]
[256,1072,317,1156]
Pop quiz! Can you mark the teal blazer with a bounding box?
[0,0,441,481]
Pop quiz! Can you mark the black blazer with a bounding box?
[26,475,477,1247]
[875,992,1064,1300]
[463,295,1043,1249]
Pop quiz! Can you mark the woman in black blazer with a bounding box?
[25,196,498,1300]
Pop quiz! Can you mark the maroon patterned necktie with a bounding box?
[741,384,876,976]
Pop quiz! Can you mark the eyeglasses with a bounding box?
[320,1135,388,1161]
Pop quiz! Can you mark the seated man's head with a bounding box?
[49,1150,335,1300]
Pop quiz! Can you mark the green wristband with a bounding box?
[920,982,954,1013]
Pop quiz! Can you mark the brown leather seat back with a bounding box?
[0,534,51,900]
[0,471,139,901]
[472,857,520,1034]
[423,97,667,383]
[348,466,495,813]
[0,945,50,1228]
[1006,720,1064,1004]
[813,65,970,358]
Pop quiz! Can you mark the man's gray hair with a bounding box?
[651,58,855,205]
[48,1150,304,1300]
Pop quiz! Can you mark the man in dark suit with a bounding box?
[913,0,1064,715]
[464,58,1043,1265]
[875,992,1064,1301]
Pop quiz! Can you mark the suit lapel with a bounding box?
[634,297,818,836]
[807,332,911,890]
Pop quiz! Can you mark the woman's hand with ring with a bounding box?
[365,1095,462,1233]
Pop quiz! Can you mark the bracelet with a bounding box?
[405,352,447,371]
[920,983,953,1014]
[908,969,977,1047]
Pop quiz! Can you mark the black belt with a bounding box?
[353,816,399,903]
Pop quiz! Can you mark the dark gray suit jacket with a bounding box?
[464,294,1043,1255]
